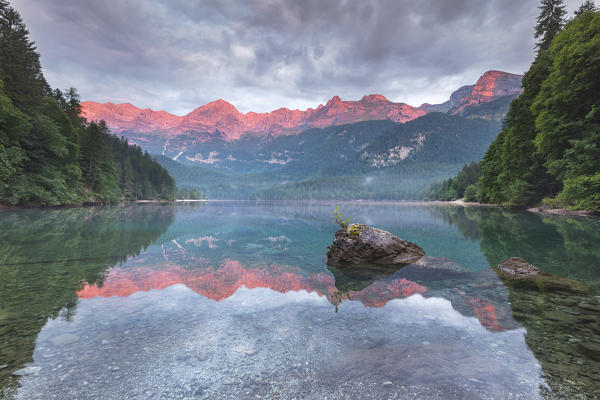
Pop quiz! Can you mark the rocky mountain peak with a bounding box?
[80,70,522,142]
[361,94,389,103]
[325,95,343,107]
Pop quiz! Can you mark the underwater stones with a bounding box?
[493,258,589,293]
[49,333,80,346]
[577,342,600,361]
[498,281,600,397]
[497,257,539,277]
[541,310,579,325]
[12,366,41,376]
[327,224,425,267]
[411,256,469,277]
[578,302,600,313]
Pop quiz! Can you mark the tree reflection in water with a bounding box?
[0,205,175,395]
[433,206,600,398]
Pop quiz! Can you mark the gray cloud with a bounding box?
[12,0,582,114]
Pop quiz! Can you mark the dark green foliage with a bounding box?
[427,162,480,201]
[0,3,49,113]
[532,11,600,181]
[575,0,597,16]
[477,3,599,210]
[464,184,478,202]
[78,121,176,203]
[175,187,204,200]
[557,173,600,211]
[0,1,175,206]
[535,0,567,51]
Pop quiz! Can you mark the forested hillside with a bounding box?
[353,113,500,169]
[0,2,175,205]
[156,114,501,200]
[429,1,600,211]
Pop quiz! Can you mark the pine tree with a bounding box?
[0,4,49,112]
[575,0,597,16]
[477,0,566,206]
[535,0,567,51]
[64,87,85,127]
[532,10,600,210]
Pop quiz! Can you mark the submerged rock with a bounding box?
[409,256,470,277]
[493,257,588,293]
[49,333,80,346]
[327,224,425,267]
[12,366,41,376]
[578,341,600,361]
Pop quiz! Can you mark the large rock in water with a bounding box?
[494,257,589,293]
[327,224,425,267]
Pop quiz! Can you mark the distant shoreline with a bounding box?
[0,199,180,211]
[1,199,597,218]
[198,199,501,208]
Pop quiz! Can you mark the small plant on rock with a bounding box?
[349,224,360,236]
[331,206,350,229]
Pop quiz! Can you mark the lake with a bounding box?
[1,202,599,399]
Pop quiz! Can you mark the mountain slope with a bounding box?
[419,71,523,119]
[448,71,523,115]
[419,85,474,113]
[156,114,502,200]
[355,113,502,168]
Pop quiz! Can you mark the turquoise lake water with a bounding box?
[1,202,599,399]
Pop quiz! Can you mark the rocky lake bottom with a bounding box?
[1,202,599,399]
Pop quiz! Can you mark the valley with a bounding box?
[82,71,522,199]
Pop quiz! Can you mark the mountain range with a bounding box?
[80,70,523,199]
[82,70,521,143]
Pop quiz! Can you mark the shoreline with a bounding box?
[2,199,597,217]
[0,199,180,212]
[527,206,599,217]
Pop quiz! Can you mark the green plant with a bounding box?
[464,184,478,202]
[349,224,360,236]
[331,206,350,229]
[557,173,600,211]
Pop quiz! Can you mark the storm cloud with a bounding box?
[13,0,582,114]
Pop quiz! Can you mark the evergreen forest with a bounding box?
[0,1,175,206]
[429,1,600,211]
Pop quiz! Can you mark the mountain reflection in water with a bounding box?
[76,259,510,333]
[1,202,599,399]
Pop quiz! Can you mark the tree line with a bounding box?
[428,1,600,211]
[0,1,176,206]
[426,162,480,202]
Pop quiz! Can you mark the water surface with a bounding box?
[1,202,599,399]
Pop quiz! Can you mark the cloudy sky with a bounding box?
[13,0,581,114]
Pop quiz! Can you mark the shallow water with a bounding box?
[1,202,599,399]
